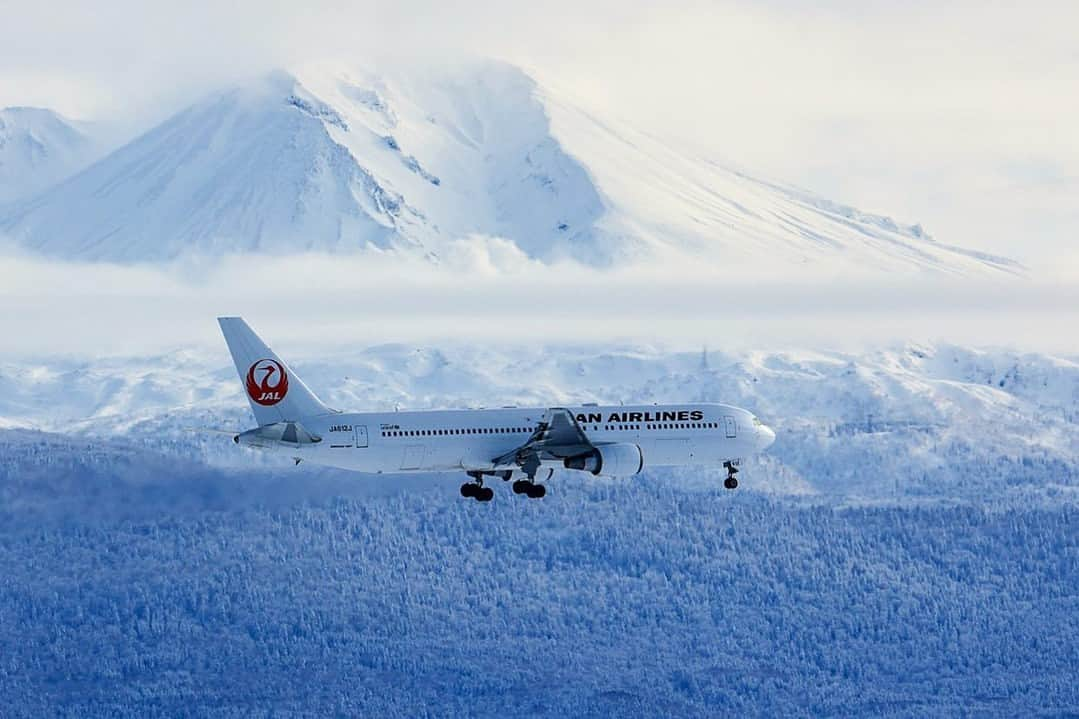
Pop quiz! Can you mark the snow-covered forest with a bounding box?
[1,437,1075,717]
[1,341,1077,716]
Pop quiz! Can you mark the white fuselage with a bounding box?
[248,403,775,475]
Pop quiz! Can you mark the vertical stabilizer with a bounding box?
[217,317,331,426]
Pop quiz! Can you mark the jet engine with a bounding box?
[564,443,644,478]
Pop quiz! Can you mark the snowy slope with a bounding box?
[0,107,99,205]
[1,342,1075,502]
[0,61,1018,274]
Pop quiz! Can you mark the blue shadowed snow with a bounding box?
[0,432,1075,717]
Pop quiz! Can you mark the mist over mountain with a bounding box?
[0,60,1019,274]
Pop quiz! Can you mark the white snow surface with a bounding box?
[0,107,100,206]
[0,60,1019,274]
[1,342,1075,503]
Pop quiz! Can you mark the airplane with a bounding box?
[218,317,776,501]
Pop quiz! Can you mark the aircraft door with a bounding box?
[724,416,737,438]
[354,425,369,448]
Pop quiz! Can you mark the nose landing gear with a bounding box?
[723,461,739,490]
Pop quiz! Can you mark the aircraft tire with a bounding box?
[724,477,738,490]
[460,483,478,498]
[476,487,495,502]
[512,480,530,494]
[527,484,547,499]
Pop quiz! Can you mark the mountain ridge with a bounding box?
[0,61,1021,275]
[0,106,100,206]
[1,340,1074,502]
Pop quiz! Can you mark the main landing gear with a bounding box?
[723,461,739,490]
[461,470,548,501]
[511,479,547,499]
[460,480,494,502]
[461,471,495,502]
[512,466,551,499]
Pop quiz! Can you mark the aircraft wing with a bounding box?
[492,407,595,474]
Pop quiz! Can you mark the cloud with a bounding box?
[0,245,1076,357]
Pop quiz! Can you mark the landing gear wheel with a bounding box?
[460,482,478,498]
[526,483,547,499]
[723,460,740,490]
[512,480,530,495]
[476,487,495,502]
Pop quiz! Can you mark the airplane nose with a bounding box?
[756,424,776,451]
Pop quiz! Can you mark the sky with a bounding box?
[2,0,1075,269]
[0,1,1076,355]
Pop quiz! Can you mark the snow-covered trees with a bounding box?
[0,449,1075,717]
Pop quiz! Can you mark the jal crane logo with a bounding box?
[246,358,289,406]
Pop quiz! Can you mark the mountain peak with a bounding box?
[0,106,99,206]
[0,61,1019,275]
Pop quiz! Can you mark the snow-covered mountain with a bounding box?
[0,61,1019,274]
[0,107,100,205]
[2,342,1075,502]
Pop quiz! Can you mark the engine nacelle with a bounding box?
[564,443,644,478]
